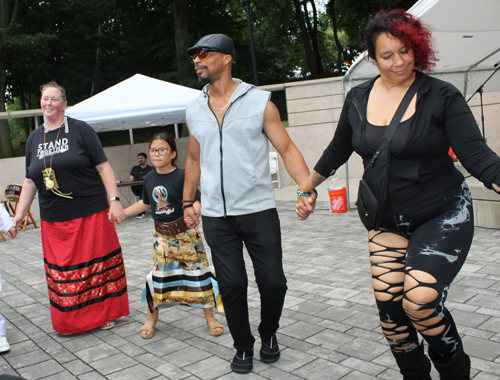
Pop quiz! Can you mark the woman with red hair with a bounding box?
[297,9,500,380]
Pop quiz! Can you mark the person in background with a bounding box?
[183,34,315,374]
[124,133,224,339]
[129,152,154,218]
[0,204,17,353]
[296,9,500,380]
[13,81,129,335]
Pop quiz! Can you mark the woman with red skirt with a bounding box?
[13,81,129,334]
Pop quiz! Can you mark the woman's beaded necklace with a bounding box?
[42,116,73,199]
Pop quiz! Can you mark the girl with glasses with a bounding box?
[124,133,224,339]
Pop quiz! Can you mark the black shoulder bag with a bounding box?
[357,73,427,231]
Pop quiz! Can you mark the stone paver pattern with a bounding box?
[1,200,500,379]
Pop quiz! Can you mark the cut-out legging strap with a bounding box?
[369,181,473,361]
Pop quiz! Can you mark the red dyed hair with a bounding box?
[361,9,436,73]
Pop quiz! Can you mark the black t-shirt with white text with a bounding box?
[142,168,200,223]
[25,117,109,222]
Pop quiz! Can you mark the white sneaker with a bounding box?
[0,335,10,353]
[135,213,145,219]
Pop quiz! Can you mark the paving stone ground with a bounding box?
[1,200,500,379]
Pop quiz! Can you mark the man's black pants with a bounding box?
[202,208,288,352]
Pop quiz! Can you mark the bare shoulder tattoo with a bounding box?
[312,172,327,187]
[271,101,277,110]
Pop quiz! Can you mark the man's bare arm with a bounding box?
[183,132,202,228]
[263,101,310,185]
[263,101,317,217]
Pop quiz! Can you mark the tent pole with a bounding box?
[341,75,351,211]
[129,129,134,144]
[174,123,179,139]
[464,71,469,98]
[34,115,39,129]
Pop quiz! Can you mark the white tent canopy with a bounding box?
[343,0,500,97]
[66,74,200,133]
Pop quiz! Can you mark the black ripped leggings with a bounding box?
[370,181,473,361]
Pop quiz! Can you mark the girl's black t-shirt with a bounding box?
[142,168,201,223]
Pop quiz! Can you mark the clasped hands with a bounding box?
[296,192,317,220]
[108,202,126,224]
[183,207,200,229]
[5,224,17,239]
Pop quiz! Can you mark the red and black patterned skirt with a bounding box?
[41,209,129,334]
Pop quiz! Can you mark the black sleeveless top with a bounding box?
[365,115,414,155]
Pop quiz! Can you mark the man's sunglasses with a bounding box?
[189,48,220,62]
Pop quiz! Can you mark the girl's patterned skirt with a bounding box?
[143,216,222,312]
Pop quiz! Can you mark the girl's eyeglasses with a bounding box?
[189,48,219,62]
[148,148,170,156]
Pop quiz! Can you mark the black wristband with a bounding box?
[182,200,195,203]
[182,204,194,210]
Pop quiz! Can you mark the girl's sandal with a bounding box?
[140,309,158,339]
[206,317,224,336]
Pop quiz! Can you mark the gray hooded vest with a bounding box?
[186,79,276,217]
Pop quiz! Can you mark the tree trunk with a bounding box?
[292,0,318,78]
[0,0,20,158]
[327,0,344,72]
[172,0,190,82]
[90,22,102,96]
[20,88,32,139]
[0,46,12,158]
[303,0,323,76]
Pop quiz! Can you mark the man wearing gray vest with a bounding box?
[183,34,316,374]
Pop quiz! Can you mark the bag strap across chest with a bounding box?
[369,72,428,167]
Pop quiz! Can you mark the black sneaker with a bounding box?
[230,350,253,374]
[260,335,280,363]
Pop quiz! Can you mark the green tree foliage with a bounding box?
[0,0,418,157]
[244,0,309,82]
[327,0,416,67]
[0,0,20,158]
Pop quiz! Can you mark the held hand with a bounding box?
[109,202,126,224]
[6,225,17,239]
[184,207,199,229]
[12,214,24,229]
[296,192,317,220]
